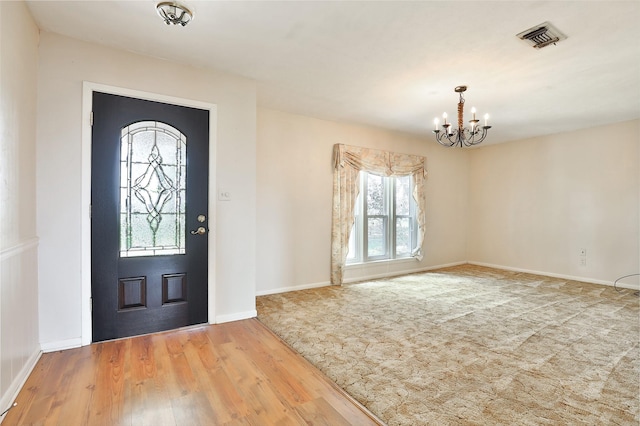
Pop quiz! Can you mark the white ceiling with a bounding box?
[26,0,640,145]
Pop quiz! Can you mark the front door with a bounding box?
[91,92,209,342]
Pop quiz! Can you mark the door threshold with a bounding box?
[92,322,209,345]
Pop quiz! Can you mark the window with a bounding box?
[347,172,417,264]
[120,121,187,257]
[331,143,426,285]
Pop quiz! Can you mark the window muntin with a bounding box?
[120,121,186,257]
[347,172,416,264]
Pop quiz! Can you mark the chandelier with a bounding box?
[156,2,193,26]
[433,86,491,147]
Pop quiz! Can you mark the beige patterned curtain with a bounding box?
[331,144,427,285]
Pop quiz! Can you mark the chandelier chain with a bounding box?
[457,93,464,131]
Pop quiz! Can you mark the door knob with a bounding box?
[190,226,207,235]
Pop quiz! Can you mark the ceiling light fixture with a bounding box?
[433,86,491,147]
[156,2,193,27]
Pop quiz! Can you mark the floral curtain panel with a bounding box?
[331,144,427,285]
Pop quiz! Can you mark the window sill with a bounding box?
[345,256,417,269]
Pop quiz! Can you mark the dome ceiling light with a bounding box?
[156,2,193,27]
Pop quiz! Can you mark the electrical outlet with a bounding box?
[579,248,587,267]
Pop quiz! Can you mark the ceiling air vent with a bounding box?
[516,21,567,49]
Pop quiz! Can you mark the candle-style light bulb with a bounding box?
[471,107,476,120]
[434,118,439,130]
[484,113,489,126]
[443,112,448,124]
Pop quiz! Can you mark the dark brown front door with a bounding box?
[91,92,209,342]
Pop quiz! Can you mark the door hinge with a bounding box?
[90,111,94,126]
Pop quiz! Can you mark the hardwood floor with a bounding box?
[3,319,382,426]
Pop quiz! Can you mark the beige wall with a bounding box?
[257,109,639,293]
[0,0,40,411]
[36,33,257,348]
[468,120,639,285]
[256,108,469,294]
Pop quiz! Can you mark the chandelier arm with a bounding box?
[462,127,490,146]
[435,122,487,148]
[434,130,457,147]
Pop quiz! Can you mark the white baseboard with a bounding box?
[343,261,468,284]
[215,310,257,324]
[468,261,640,290]
[0,347,41,423]
[256,261,469,296]
[254,260,639,297]
[40,337,83,353]
[256,280,331,296]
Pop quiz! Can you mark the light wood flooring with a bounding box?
[3,319,382,425]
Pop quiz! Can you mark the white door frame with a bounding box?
[81,81,217,346]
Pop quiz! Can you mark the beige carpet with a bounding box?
[256,264,640,425]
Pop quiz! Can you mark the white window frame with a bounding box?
[347,171,417,264]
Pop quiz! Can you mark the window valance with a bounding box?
[332,143,427,178]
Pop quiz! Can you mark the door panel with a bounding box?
[91,92,209,342]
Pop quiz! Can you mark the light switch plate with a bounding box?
[218,190,231,201]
